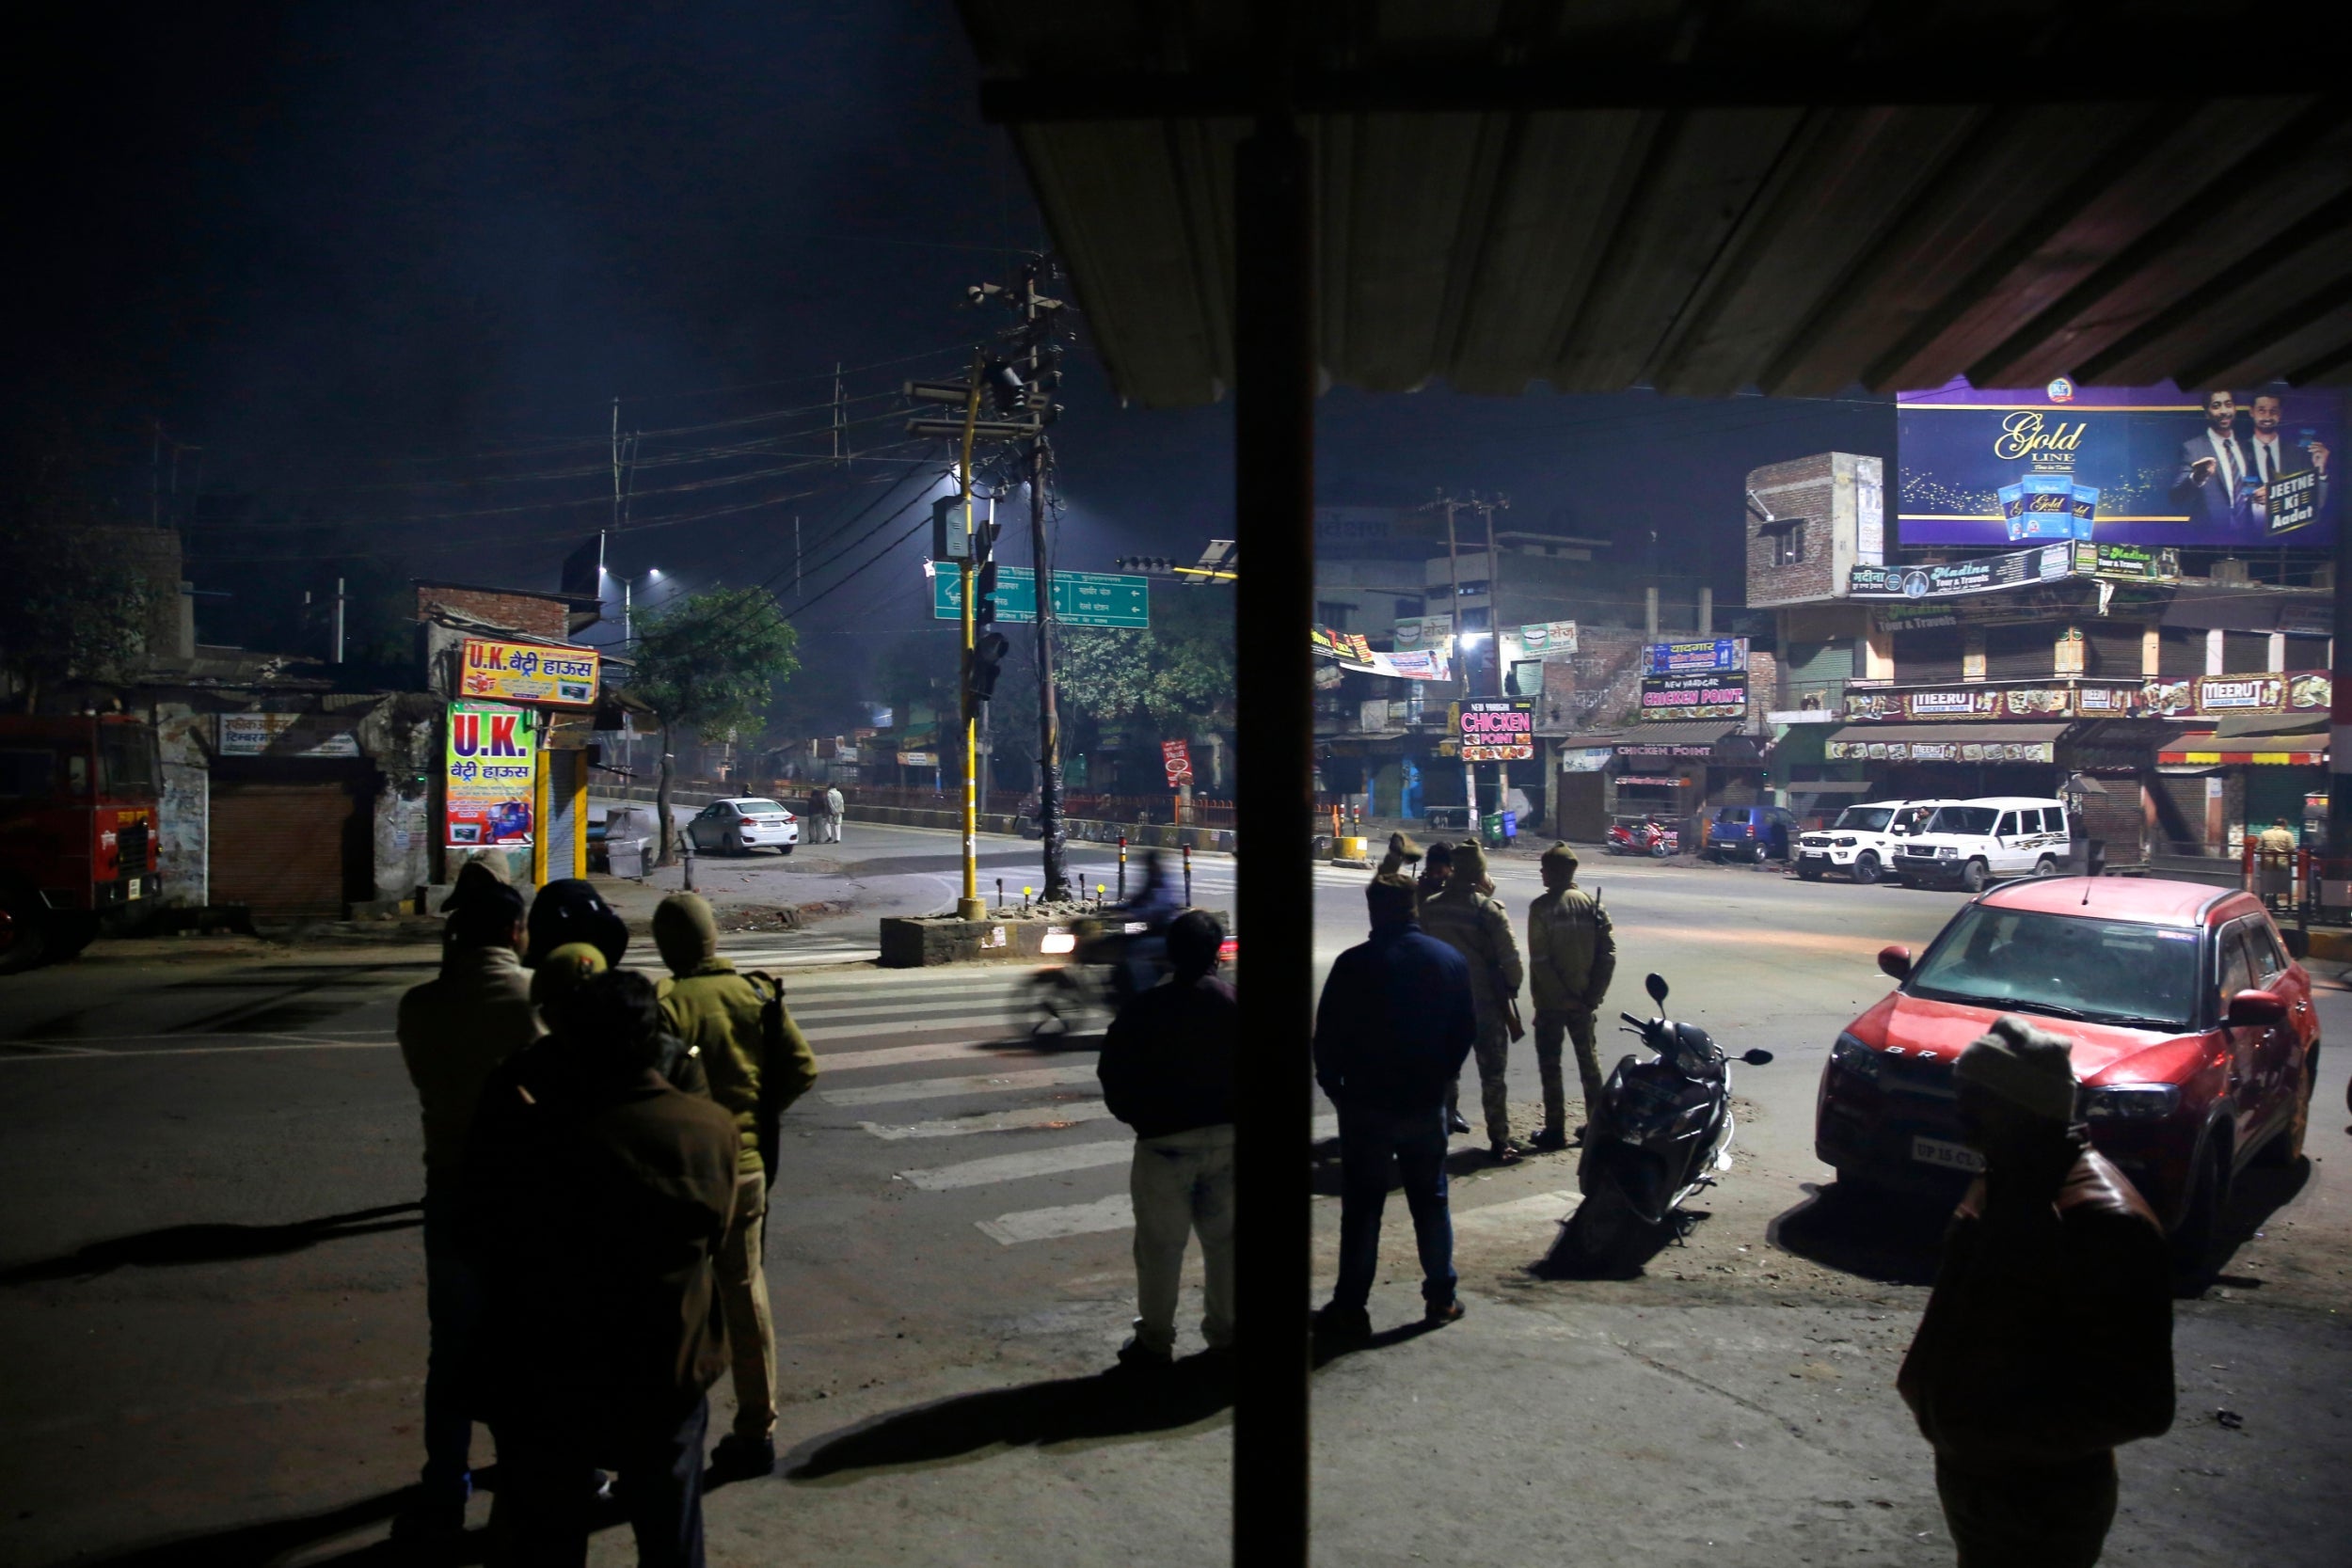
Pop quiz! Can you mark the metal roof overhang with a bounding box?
[1821,721,2073,748]
[959,5,2352,405]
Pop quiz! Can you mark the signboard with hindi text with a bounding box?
[930,567,1150,627]
[443,703,537,849]
[459,638,599,706]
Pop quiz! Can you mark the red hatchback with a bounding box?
[1816,877,2320,1262]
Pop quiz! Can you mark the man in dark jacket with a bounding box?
[1312,875,1477,1338]
[1096,911,1236,1368]
[465,969,739,1568]
[393,879,540,1542]
[1899,1015,2174,1568]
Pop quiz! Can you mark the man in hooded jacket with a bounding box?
[651,893,818,1478]
[1899,1015,2173,1567]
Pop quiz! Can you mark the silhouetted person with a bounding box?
[465,970,737,1568]
[1526,842,1615,1148]
[1312,875,1476,1339]
[1899,1016,2174,1568]
[1420,841,1525,1163]
[528,879,630,969]
[1096,911,1235,1368]
[394,879,541,1543]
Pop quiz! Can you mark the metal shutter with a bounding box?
[211,770,362,917]
[2157,626,2205,676]
[2223,631,2270,673]
[1984,624,2053,680]
[2081,782,2145,860]
[1894,626,1963,682]
[2085,623,2144,678]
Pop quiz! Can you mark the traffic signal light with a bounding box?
[971,630,1010,703]
[975,560,998,625]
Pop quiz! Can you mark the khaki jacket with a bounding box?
[1419,884,1523,1025]
[1528,884,1615,1014]
[657,958,818,1176]
[397,945,543,1184]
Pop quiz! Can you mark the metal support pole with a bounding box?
[957,354,987,922]
[1232,111,1314,1568]
[1184,843,1193,907]
[1118,835,1128,900]
[2329,480,2352,891]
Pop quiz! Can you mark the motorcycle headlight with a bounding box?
[2082,1084,2179,1121]
[1830,1032,1881,1083]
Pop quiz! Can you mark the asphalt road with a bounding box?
[1,836,2346,1566]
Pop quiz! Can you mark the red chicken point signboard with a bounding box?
[1459,699,1534,762]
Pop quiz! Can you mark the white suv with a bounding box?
[1891,798,2073,893]
[1795,800,1952,885]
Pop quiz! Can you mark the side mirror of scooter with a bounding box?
[1740,1048,1774,1066]
[1877,944,1913,981]
[1645,972,1669,1006]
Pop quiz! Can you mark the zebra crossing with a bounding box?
[618,927,882,972]
[755,931,1568,1256]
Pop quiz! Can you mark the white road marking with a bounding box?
[861,1100,1118,1141]
[815,1040,1033,1073]
[977,1193,1135,1245]
[820,1065,1099,1107]
[898,1139,1136,1191]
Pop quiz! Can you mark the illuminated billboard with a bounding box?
[1897,379,2337,549]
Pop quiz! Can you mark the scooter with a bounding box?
[1606,819,1677,858]
[1569,972,1772,1262]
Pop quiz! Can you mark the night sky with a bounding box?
[20,2,1892,675]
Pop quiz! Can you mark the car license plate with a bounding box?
[1911,1135,1983,1173]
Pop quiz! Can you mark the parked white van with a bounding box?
[1794,799,1956,885]
[1890,798,2074,892]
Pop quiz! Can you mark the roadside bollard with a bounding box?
[682,844,695,893]
[1183,843,1193,905]
[1096,882,1106,911]
[995,878,1005,911]
[1023,885,1033,912]
[1118,836,1128,900]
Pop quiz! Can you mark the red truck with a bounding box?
[0,714,164,973]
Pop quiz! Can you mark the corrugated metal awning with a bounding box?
[959,6,2352,405]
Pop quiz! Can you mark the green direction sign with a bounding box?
[931,567,1149,628]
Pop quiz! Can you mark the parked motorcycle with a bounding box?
[1606,817,1677,858]
[1569,972,1772,1262]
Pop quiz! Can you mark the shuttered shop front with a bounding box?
[210,761,372,918]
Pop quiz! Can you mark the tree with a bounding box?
[1055,590,1235,789]
[628,586,800,864]
[0,467,153,711]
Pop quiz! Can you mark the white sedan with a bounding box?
[687,798,801,855]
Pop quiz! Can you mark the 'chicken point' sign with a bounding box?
[1458,698,1534,762]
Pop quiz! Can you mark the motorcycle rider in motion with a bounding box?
[1526,843,1615,1150]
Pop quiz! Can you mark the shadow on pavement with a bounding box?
[1768,1181,1949,1288]
[1524,1206,1699,1280]
[2180,1154,2312,1300]
[55,1486,450,1568]
[783,1353,1234,1481]
[0,1201,422,1285]
[1306,1138,1503,1199]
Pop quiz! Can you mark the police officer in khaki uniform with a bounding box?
[1525,842,1616,1150]
[1419,841,1524,1162]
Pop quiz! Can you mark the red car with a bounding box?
[1816,877,2320,1265]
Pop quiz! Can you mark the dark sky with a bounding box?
[19,1,1892,666]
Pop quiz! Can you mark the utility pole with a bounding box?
[955,351,989,922]
[1021,261,1073,899]
[1435,492,1476,829]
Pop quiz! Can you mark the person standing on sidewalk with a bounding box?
[1419,841,1525,1163]
[652,893,818,1479]
[1413,839,1452,919]
[1525,842,1616,1151]
[1095,910,1236,1369]
[1899,1016,2174,1568]
[392,880,541,1543]
[1312,875,1477,1339]
[464,969,738,1568]
[823,784,845,843]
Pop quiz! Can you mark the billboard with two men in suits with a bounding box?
[1896,378,2337,549]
